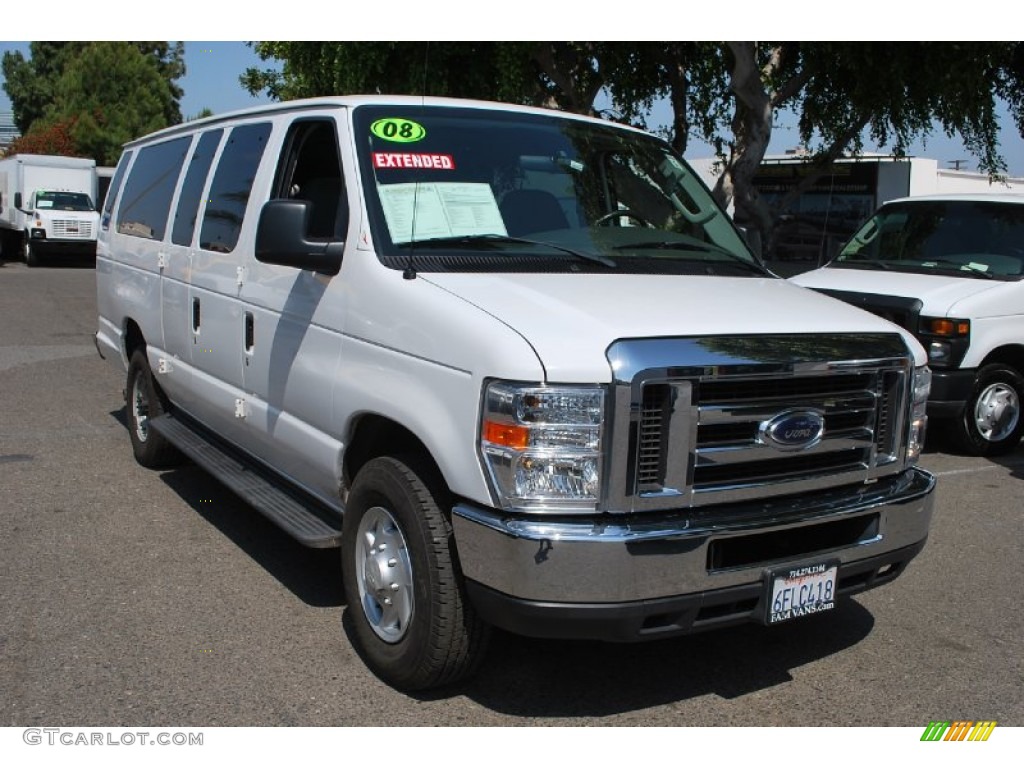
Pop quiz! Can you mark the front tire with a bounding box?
[24,238,41,267]
[126,350,182,468]
[952,364,1024,456]
[341,456,489,691]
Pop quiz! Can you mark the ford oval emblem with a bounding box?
[759,410,825,451]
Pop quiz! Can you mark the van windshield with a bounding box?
[353,105,764,276]
[34,191,95,212]
[834,200,1024,280]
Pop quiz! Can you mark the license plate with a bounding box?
[765,561,838,624]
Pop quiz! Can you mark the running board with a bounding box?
[149,414,343,548]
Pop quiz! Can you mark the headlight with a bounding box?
[918,316,970,369]
[480,381,604,512]
[927,341,951,364]
[906,366,931,464]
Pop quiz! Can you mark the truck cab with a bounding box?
[16,188,100,265]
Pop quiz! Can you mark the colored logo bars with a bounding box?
[921,721,997,741]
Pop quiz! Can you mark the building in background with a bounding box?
[0,111,20,154]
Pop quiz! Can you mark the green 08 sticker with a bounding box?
[370,118,426,143]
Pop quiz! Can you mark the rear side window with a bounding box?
[200,122,271,253]
[116,137,190,240]
[101,150,133,231]
[171,129,223,246]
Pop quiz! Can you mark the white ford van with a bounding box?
[96,96,935,690]
[793,194,1024,456]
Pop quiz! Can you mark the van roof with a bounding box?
[123,94,649,149]
[885,192,1024,206]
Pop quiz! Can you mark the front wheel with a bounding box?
[24,238,41,267]
[952,364,1024,456]
[126,350,183,468]
[341,456,489,691]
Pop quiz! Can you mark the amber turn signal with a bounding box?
[482,420,529,449]
[926,318,969,337]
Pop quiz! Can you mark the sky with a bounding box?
[2,35,1024,176]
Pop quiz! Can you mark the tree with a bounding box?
[4,115,83,157]
[2,42,185,165]
[596,42,731,155]
[241,41,607,116]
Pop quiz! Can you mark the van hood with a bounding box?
[423,272,925,381]
[792,266,1006,317]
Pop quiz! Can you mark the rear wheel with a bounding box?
[952,364,1024,456]
[126,350,182,468]
[341,456,489,691]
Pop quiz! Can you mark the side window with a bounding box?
[116,138,190,240]
[199,122,271,253]
[273,119,347,240]
[171,129,223,246]
[101,150,132,231]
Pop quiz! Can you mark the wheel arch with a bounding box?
[979,344,1024,376]
[123,318,146,360]
[342,414,449,505]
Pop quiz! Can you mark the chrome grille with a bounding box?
[637,384,670,489]
[605,334,913,513]
[52,220,93,239]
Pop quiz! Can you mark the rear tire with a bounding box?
[341,456,489,691]
[126,350,183,468]
[951,364,1024,456]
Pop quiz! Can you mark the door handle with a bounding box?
[192,297,200,332]
[244,312,254,352]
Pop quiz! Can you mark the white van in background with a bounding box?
[793,194,1024,456]
[95,96,935,690]
[0,153,100,265]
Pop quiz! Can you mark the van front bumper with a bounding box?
[452,467,934,641]
[926,368,976,419]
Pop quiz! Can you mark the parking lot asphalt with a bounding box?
[1,259,1022,727]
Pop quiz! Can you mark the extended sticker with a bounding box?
[373,153,456,170]
[370,118,426,143]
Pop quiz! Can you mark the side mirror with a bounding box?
[14,192,23,209]
[255,199,343,276]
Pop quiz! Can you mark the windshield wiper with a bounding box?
[411,234,616,268]
[920,259,996,279]
[612,239,770,274]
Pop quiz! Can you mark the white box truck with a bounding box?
[0,154,100,266]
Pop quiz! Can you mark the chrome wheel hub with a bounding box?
[354,506,413,643]
[132,376,149,442]
[974,382,1020,442]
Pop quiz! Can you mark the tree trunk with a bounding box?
[713,42,775,255]
[531,43,604,115]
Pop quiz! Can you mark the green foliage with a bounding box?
[797,42,1016,175]
[1,41,185,165]
[241,42,600,113]
[599,42,731,154]
[2,43,81,132]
